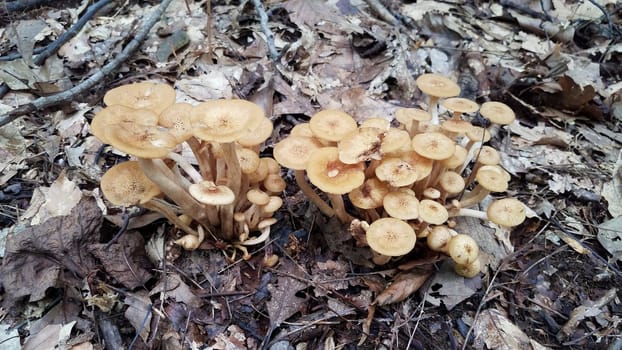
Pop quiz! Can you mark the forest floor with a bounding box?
[1,0,621,349]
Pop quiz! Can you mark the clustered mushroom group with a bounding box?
[274,73,527,277]
[94,82,282,257]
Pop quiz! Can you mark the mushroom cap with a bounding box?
[306,147,365,194]
[474,146,500,165]
[411,132,456,160]
[158,102,194,143]
[262,196,283,214]
[441,119,473,135]
[273,136,324,170]
[383,190,419,220]
[247,188,271,205]
[401,151,434,180]
[262,157,281,174]
[104,122,177,158]
[263,173,286,193]
[236,146,261,174]
[290,123,314,137]
[366,217,417,257]
[441,145,468,169]
[91,105,160,144]
[191,99,264,143]
[337,127,384,164]
[380,128,411,154]
[487,198,526,227]
[237,116,274,147]
[416,74,461,98]
[438,171,465,195]
[465,125,492,143]
[103,82,176,115]
[309,109,358,142]
[418,199,449,225]
[442,97,479,114]
[454,257,481,278]
[423,187,441,199]
[426,225,453,253]
[101,161,161,206]
[360,117,390,130]
[394,108,432,127]
[479,101,515,125]
[447,234,479,265]
[348,177,390,209]
[475,165,510,192]
[375,157,418,187]
[189,181,235,205]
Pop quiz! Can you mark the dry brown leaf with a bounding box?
[374,271,431,306]
[266,260,307,326]
[124,291,151,342]
[473,309,551,350]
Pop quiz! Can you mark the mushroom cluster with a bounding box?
[274,73,528,277]
[93,82,282,255]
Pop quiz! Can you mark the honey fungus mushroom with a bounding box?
[415,74,461,124]
[479,101,515,125]
[447,234,479,265]
[100,161,200,241]
[103,81,176,115]
[309,109,358,143]
[365,217,417,257]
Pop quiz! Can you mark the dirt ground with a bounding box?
[0,0,621,349]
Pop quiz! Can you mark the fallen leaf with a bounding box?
[374,271,431,306]
[266,260,307,326]
[425,260,481,310]
[23,321,76,350]
[124,291,152,342]
[473,309,551,350]
[597,217,622,262]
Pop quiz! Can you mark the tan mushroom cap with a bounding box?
[441,119,473,135]
[454,257,481,278]
[337,127,384,164]
[101,161,161,206]
[487,198,526,227]
[309,109,358,142]
[236,147,261,174]
[91,105,160,144]
[411,132,456,160]
[375,157,418,187]
[441,145,468,169]
[479,101,515,125]
[158,103,193,143]
[438,171,465,196]
[416,74,461,98]
[442,97,479,115]
[465,125,492,143]
[365,217,417,256]
[475,165,510,192]
[395,108,432,126]
[273,136,324,170]
[380,128,411,154]
[191,99,264,143]
[306,147,365,194]
[383,190,419,220]
[189,181,235,205]
[263,173,286,193]
[348,177,390,209]
[418,199,449,225]
[262,196,283,214]
[104,122,177,158]
[262,157,281,175]
[447,234,479,265]
[237,116,274,147]
[401,151,434,180]
[103,81,176,115]
[360,117,390,130]
[290,123,314,138]
[426,225,453,252]
[474,146,501,165]
[247,188,271,205]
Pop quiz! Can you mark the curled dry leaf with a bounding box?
[373,271,432,306]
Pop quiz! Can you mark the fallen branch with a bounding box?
[0,0,174,128]
[250,0,279,63]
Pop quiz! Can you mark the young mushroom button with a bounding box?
[365,217,417,257]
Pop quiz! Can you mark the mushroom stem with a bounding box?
[448,207,488,221]
[219,142,242,241]
[293,169,335,217]
[456,185,490,208]
[428,96,440,125]
[137,158,212,229]
[187,137,214,181]
[166,152,203,184]
[142,199,200,238]
[327,193,354,223]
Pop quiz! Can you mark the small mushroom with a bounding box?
[458,165,510,208]
[479,101,515,125]
[309,109,358,143]
[411,132,456,160]
[415,74,461,124]
[418,199,449,225]
[337,127,384,164]
[441,97,479,120]
[447,234,479,265]
[189,181,236,205]
[375,157,419,187]
[103,81,176,115]
[394,107,432,136]
[426,225,454,253]
[382,190,419,221]
[365,217,417,257]
[486,198,527,227]
[454,257,481,278]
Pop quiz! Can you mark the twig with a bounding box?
[34,0,114,65]
[250,0,279,62]
[0,0,174,127]
[363,0,399,26]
